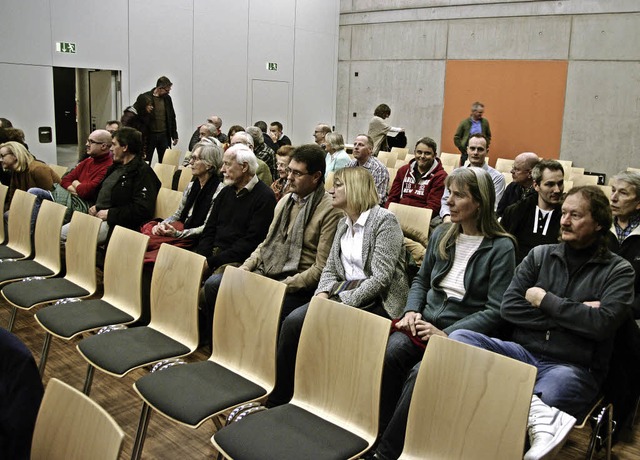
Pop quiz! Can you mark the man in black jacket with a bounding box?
[61,127,161,244]
[143,76,178,163]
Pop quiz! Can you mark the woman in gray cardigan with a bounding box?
[268,166,409,406]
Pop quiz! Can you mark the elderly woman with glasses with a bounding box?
[140,141,224,263]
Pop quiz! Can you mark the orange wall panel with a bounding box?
[441,60,568,166]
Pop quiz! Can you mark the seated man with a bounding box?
[247,126,277,180]
[346,134,389,205]
[202,144,342,322]
[450,186,635,460]
[29,129,113,224]
[62,127,160,244]
[385,136,447,215]
[228,131,273,184]
[196,144,276,337]
[188,114,227,151]
[501,160,564,263]
[497,151,539,217]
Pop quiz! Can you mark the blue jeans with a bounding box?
[27,187,53,233]
[449,329,600,418]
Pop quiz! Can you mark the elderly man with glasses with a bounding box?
[497,151,540,217]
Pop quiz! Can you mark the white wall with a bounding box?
[0,0,339,163]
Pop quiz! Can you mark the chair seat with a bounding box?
[0,245,26,260]
[36,299,135,339]
[214,404,368,460]
[0,260,54,284]
[135,360,266,427]
[2,278,89,309]
[77,327,190,376]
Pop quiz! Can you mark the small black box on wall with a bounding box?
[38,127,52,143]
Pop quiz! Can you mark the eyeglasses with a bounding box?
[87,139,105,145]
[286,167,310,178]
[188,156,202,164]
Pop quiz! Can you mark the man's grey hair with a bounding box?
[231,131,254,150]
[208,115,222,129]
[246,126,264,147]
[227,144,258,175]
[200,123,217,137]
[531,159,564,185]
[612,171,640,198]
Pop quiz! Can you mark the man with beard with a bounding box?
[502,160,564,264]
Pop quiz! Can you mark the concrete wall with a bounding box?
[0,0,339,163]
[338,0,640,179]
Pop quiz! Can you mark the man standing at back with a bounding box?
[346,134,389,205]
[144,76,178,163]
[454,101,491,166]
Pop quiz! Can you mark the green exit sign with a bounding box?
[56,42,77,54]
[266,62,278,71]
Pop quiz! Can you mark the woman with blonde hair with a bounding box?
[371,166,517,460]
[268,166,409,406]
[0,141,60,211]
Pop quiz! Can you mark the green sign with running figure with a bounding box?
[56,42,77,54]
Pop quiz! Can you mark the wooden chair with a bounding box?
[130,267,287,459]
[571,167,585,180]
[154,187,183,220]
[557,159,573,176]
[495,158,514,173]
[572,397,614,460]
[2,211,101,332]
[177,166,193,192]
[627,167,640,174]
[0,183,6,243]
[48,164,69,178]
[502,171,514,185]
[564,180,574,192]
[378,150,398,168]
[598,185,613,203]
[388,203,432,265]
[399,335,537,460]
[76,244,205,395]
[387,167,397,192]
[325,171,335,191]
[0,200,66,287]
[153,162,177,189]
[0,189,36,260]
[442,163,456,174]
[162,148,182,167]
[213,297,391,460]
[35,226,149,377]
[395,158,409,169]
[31,378,124,460]
[440,152,461,168]
[391,147,409,161]
[572,174,599,187]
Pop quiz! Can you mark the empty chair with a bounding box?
[0,200,66,287]
[495,158,514,173]
[571,167,585,180]
[130,266,287,459]
[153,162,177,189]
[154,187,184,219]
[378,150,398,168]
[213,297,391,460]
[388,202,432,265]
[564,180,574,192]
[161,148,182,167]
[556,159,573,176]
[31,378,124,460]
[440,152,461,169]
[0,189,36,260]
[177,166,193,192]
[572,174,599,187]
[35,226,149,376]
[2,211,101,332]
[399,335,536,460]
[390,147,409,161]
[76,243,205,395]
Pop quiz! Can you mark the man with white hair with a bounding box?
[229,131,273,184]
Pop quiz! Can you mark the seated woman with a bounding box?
[324,132,351,179]
[268,166,410,406]
[270,145,294,201]
[140,142,223,263]
[1,141,60,212]
[371,167,516,460]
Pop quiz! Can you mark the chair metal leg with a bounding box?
[131,402,151,460]
[7,306,17,332]
[83,363,95,395]
[38,332,52,378]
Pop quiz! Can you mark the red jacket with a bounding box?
[385,159,447,214]
[60,153,113,203]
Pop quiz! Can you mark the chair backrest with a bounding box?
[387,167,397,191]
[33,200,67,273]
[627,167,640,174]
[563,180,574,192]
[556,159,573,175]
[177,167,193,192]
[154,188,183,219]
[149,244,205,353]
[399,335,536,460]
[570,167,585,180]
[48,164,69,178]
[394,158,409,169]
[292,298,391,445]
[0,183,7,243]
[572,174,599,187]
[325,171,334,191]
[162,148,182,167]
[440,152,461,167]
[388,203,432,247]
[378,150,398,168]
[502,171,514,185]
[211,266,286,391]
[7,189,36,257]
[64,212,102,293]
[31,378,124,460]
[495,158,514,173]
[101,226,150,320]
[597,185,613,203]
[390,147,409,161]
[153,163,177,189]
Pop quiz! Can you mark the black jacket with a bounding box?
[144,89,178,142]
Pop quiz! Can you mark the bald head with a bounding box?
[208,115,222,130]
[86,129,112,157]
[511,152,539,187]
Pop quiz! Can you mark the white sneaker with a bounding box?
[524,395,577,460]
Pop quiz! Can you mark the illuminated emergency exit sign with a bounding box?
[266,62,278,71]
[56,42,77,54]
